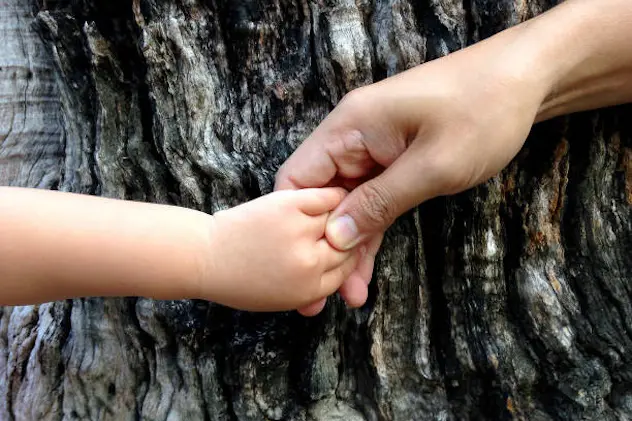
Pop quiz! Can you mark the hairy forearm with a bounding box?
[528,0,632,121]
[0,187,211,305]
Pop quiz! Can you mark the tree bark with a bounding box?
[2,0,632,420]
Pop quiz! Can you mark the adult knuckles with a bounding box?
[338,86,376,119]
[340,86,370,107]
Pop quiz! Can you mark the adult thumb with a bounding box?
[325,152,430,250]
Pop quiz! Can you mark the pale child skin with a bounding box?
[0,187,360,311]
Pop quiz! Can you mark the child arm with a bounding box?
[0,186,359,312]
[0,187,211,305]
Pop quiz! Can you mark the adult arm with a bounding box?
[275,0,632,314]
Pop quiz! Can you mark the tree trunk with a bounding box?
[2,0,632,420]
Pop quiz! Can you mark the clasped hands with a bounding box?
[220,0,632,316]
[235,24,550,317]
[2,1,629,312]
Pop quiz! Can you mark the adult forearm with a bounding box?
[0,187,211,305]
[529,0,632,121]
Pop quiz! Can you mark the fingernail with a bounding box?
[326,215,359,250]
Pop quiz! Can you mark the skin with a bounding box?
[274,0,632,316]
[0,186,359,311]
[3,0,631,315]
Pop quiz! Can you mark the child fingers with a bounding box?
[297,298,327,317]
[307,212,331,237]
[295,187,348,216]
[319,251,361,297]
[317,238,355,271]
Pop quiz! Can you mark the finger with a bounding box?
[319,249,362,297]
[275,140,337,191]
[338,233,382,308]
[298,234,368,317]
[317,238,354,271]
[299,238,369,316]
[343,233,382,284]
[297,298,327,317]
[327,165,385,191]
[356,233,383,284]
[294,187,349,216]
[337,273,369,309]
[325,147,432,250]
[274,123,376,191]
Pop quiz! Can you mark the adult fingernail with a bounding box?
[326,215,359,250]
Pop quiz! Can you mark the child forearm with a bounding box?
[0,187,211,305]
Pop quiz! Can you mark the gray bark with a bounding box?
[2,0,632,420]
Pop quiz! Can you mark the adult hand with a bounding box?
[275,0,632,316]
[276,25,548,316]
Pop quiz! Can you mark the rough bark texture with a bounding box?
[2,0,632,420]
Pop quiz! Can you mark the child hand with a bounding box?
[200,187,361,313]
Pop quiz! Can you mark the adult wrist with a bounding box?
[483,5,590,123]
[524,0,632,122]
